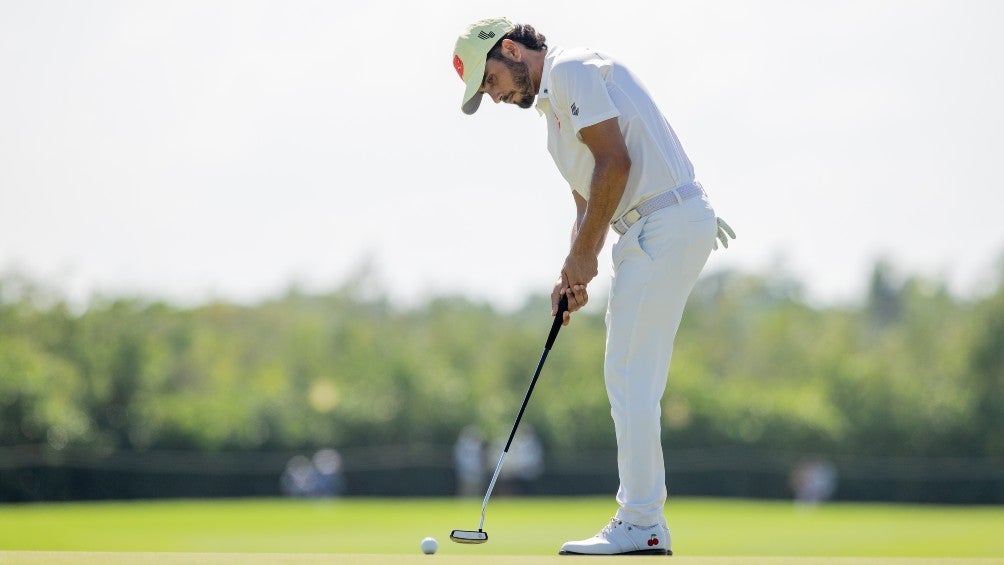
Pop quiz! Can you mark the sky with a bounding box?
[1,0,1002,310]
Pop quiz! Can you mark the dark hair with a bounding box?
[486,23,547,61]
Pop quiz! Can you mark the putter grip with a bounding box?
[546,295,569,350]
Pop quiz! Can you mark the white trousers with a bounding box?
[605,193,717,527]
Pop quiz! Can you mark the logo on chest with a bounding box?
[570,102,579,116]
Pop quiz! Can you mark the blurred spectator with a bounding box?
[280,449,345,497]
[312,448,346,496]
[454,426,485,497]
[492,426,544,495]
[790,458,838,507]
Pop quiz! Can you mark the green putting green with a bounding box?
[0,497,1001,559]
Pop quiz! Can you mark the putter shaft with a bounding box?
[479,451,506,531]
[454,296,568,541]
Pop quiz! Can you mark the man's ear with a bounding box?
[501,38,521,61]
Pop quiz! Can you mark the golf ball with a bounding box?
[420,536,438,554]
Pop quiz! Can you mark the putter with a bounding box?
[450,294,569,545]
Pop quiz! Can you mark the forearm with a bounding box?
[559,117,630,290]
[572,159,627,257]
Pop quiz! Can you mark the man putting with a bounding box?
[452,18,733,556]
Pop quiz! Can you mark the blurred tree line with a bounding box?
[1,260,1002,501]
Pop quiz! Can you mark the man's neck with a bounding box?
[529,47,548,94]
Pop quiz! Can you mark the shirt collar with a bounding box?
[535,45,562,116]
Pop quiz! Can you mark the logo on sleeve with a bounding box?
[570,102,579,116]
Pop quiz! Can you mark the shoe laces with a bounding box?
[598,518,622,537]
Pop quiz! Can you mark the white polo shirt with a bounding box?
[535,46,696,221]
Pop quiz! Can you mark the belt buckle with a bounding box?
[613,209,641,235]
[612,218,627,235]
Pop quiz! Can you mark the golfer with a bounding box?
[453,18,733,555]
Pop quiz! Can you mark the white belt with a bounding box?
[610,181,705,236]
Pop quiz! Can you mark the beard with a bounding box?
[500,56,536,109]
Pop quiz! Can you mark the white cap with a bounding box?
[452,17,516,115]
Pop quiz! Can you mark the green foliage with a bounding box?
[0,262,1001,462]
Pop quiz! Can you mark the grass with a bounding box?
[0,496,1002,560]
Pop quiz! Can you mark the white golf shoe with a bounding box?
[559,518,671,555]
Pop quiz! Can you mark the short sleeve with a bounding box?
[549,58,621,136]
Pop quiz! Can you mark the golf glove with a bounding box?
[713,217,736,250]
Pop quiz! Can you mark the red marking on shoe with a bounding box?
[648,535,659,546]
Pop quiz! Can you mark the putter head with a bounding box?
[450,529,488,544]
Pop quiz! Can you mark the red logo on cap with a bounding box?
[453,54,464,79]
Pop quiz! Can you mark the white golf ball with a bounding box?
[420,536,438,554]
